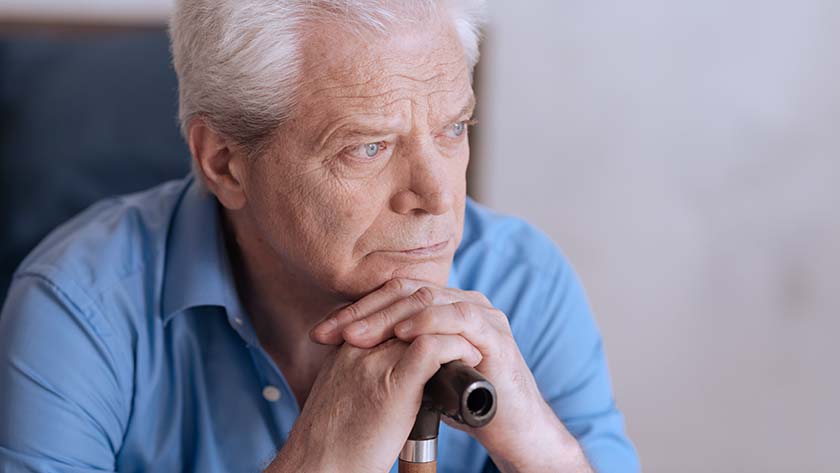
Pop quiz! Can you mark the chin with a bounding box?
[387,261,451,287]
[334,258,452,300]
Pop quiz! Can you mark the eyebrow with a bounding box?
[459,94,477,120]
[440,93,476,127]
[316,115,406,149]
[316,93,477,150]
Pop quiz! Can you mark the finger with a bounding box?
[310,278,424,345]
[341,287,496,347]
[391,334,483,390]
[311,279,493,345]
[342,286,441,348]
[393,302,509,360]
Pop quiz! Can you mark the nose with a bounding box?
[390,140,454,216]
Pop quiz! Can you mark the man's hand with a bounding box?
[267,334,482,473]
[310,278,593,473]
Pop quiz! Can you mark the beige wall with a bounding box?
[473,1,840,472]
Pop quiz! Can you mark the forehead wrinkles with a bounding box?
[307,66,470,137]
[305,54,467,103]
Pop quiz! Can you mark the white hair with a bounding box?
[169,0,488,157]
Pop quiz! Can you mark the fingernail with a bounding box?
[345,319,369,337]
[396,320,413,336]
[314,318,338,337]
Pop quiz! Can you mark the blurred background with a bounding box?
[2,1,838,472]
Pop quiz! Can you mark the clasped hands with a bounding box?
[307,278,590,473]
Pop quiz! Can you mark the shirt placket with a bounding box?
[225,307,301,444]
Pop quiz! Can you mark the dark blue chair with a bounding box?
[0,29,190,302]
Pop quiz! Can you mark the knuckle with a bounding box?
[490,308,510,326]
[412,286,435,306]
[387,277,414,295]
[336,344,362,366]
[373,377,393,405]
[412,334,438,356]
[341,303,361,323]
[359,351,381,373]
[370,309,393,331]
[468,290,491,306]
[376,312,393,330]
[453,301,479,325]
[386,277,405,293]
[370,337,407,358]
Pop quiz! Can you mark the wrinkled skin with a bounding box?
[190,12,591,473]
[236,20,472,308]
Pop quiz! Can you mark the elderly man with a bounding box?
[0,1,639,472]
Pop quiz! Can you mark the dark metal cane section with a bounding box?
[399,361,497,473]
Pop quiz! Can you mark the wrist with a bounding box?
[480,401,591,473]
[486,436,590,473]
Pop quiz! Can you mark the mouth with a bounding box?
[403,239,449,253]
[391,239,451,257]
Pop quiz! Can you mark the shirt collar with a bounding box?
[161,177,242,325]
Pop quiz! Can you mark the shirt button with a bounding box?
[262,385,282,402]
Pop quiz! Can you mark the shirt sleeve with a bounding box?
[526,255,641,473]
[0,270,130,472]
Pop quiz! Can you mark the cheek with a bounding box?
[333,187,392,248]
[247,156,336,254]
[278,168,387,258]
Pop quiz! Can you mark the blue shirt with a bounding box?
[0,175,639,473]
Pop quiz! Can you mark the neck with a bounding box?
[220,208,349,363]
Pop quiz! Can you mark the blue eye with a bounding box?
[447,121,467,138]
[346,141,389,161]
[364,142,380,157]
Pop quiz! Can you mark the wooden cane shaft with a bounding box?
[399,459,436,473]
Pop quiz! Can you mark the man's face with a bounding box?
[240,19,474,301]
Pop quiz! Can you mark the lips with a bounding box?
[401,240,449,253]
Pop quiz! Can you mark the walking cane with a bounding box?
[398,361,497,473]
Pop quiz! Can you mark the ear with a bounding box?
[187,117,248,210]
